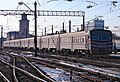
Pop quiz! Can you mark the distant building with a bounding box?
[6,13,31,40]
[6,31,19,40]
[85,19,104,31]
[19,13,30,38]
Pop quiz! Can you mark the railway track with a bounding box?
[97,57,120,64]
[15,55,55,82]
[36,54,120,68]
[1,49,120,81]
[27,56,120,82]
[0,72,10,82]
[0,51,55,82]
[0,53,15,82]
[3,49,120,67]
[10,49,120,68]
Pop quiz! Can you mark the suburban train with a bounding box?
[3,29,113,57]
[113,39,120,53]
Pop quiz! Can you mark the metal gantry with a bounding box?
[0,9,85,16]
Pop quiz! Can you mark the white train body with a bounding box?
[3,29,112,56]
[114,39,120,52]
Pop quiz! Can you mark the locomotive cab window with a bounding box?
[90,30,112,41]
[101,32,112,41]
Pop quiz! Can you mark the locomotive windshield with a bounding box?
[91,30,112,41]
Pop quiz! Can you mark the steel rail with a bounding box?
[22,57,55,82]
[13,57,19,82]
[6,52,56,82]
[28,56,120,81]
[0,59,46,82]
[0,72,10,82]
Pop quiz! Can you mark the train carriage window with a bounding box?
[65,37,67,43]
[60,38,62,43]
[46,39,47,43]
[61,38,63,43]
[44,39,46,43]
[61,38,62,43]
[80,37,81,43]
[61,37,64,43]
[65,38,66,43]
[63,37,65,43]
[63,38,65,43]
[49,38,51,43]
[66,37,69,43]
[76,36,79,43]
[53,40,54,43]
[68,37,70,43]
[49,39,51,43]
[41,39,43,43]
[67,37,68,43]
[80,37,82,43]
[73,37,75,43]
[51,39,53,43]
[68,37,71,43]
[44,39,45,43]
[66,37,68,43]
[55,38,56,43]
[82,37,84,43]
[64,37,66,43]
[65,37,66,43]
[75,37,77,43]
[42,39,44,43]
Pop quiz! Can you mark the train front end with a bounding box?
[90,29,112,56]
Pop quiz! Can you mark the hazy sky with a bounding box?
[0,0,120,37]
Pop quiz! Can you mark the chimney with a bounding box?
[69,20,71,33]
[52,25,53,34]
[45,27,46,35]
[81,24,84,31]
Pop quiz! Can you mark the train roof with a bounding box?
[42,30,88,37]
[4,31,88,42]
[4,29,112,42]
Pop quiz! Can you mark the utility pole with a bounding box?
[1,25,3,50]
[52,25,53,34]
[83,15,85,31]
[63,22,64,32]
[69,20,71,33]
[34,1,37,57]
[45,27,46,35]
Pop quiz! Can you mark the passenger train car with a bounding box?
[3,29,113,57]
[114,39,120,53]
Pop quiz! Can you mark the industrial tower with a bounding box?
[19,13,29,38]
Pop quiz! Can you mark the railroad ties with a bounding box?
[0,50,55,82]
[0,50,120,81]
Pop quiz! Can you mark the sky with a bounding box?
[0,0,120,37]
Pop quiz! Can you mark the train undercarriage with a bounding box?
[3,46,110,58]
